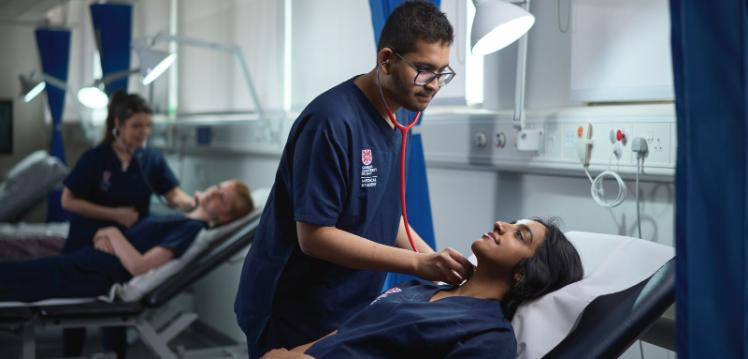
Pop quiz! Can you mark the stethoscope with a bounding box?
[376,65,421,253]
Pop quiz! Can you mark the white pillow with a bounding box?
[509,231,674,358]
[99,187,270,303]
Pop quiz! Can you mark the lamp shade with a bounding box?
[77,86,109,109]
[471,0,535,55]
[19,72,46,103]
[135,47,176,85]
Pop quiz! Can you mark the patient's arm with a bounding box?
[62,187,139,228]
[290,330,337,353]
[261,349,314,358]
[95,227,174,276]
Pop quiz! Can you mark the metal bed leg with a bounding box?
[136,319,177,359]
[135,312,197,359]
[20,322,34,359]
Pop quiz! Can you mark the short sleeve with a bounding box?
[157,220,206,257]
[292,117,349,226]
[63,149,98,198]
[445,330,516,359]
[149,150,179,195]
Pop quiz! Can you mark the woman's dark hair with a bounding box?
[377,0,454,54]
[101,90,153,144]
[501,217,584,320]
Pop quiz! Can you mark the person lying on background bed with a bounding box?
[262,218,583,359]
[0,179,254,302]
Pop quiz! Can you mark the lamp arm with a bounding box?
[41,73,97,144]
[513,0,531,131]
[99,68,140,86]
[149,33,266,124]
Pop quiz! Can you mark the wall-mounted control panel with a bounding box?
[420,105,676,178]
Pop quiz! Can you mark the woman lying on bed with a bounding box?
[262,218,583,359]
[0,179,254,302]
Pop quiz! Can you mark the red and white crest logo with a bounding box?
[361,149,373,166]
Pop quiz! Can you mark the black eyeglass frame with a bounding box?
[393,52,456,87]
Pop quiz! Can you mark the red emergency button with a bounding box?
[577,126,584,138]
[616,129,625,142]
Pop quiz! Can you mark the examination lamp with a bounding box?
[135,33,265,123]
[19,72,47,103]
[134,46,176,85]
[77,46,176,109]
[471,0,535,55]
[19,71,74,103]
[471,0,539,151]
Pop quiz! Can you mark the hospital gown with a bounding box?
[0,215,205,302]
[305,280,516,359]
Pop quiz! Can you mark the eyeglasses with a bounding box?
[394,52,456,87]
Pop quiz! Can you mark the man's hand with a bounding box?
[112,207,139,228]
[261,348,314,359]
[414,248,475,286]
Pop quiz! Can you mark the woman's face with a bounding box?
[116,112,152,149]
[471,219,547,274]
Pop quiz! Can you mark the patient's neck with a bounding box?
[432,268,511,302]
[186,207,210,223]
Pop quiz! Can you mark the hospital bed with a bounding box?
[1,225,673,359]
[0,150,68,223]
[0,210,263,359]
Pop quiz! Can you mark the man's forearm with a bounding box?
[297,223,421,275]
[395,217,434,254]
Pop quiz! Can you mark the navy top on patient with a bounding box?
[306,280,516,359]
[63,144,179,253]
[235,77,410,357]
[0,215,205,302]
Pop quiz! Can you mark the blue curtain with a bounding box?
[90,3,132,95]
[369,0,440,290]
[671,0,748,357]
[35,28,71,222]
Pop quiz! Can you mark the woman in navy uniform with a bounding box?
[235,3,474,358]
[262,218,584,359]
[59,91,195,358]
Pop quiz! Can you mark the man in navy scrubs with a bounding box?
[235,3,474,357]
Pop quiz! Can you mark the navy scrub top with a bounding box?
[0,214,206,302]
[63,143,179,253]
[235,76,411,356]
[306,280,516,359]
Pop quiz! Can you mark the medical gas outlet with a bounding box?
[610,128,627,160]
[576,123,593,167]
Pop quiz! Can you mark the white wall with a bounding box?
[0,24,50,221]
[177,0,286,114]
[290,0,374,110]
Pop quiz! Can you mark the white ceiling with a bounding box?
[0,0,66,22]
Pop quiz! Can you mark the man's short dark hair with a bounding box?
[377,1,454,54]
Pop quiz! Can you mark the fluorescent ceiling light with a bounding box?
[471,0,535,55]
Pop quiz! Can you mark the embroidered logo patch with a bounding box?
[99,170,112,192]
[361,149,373,166]
[371,286,402,304]
[361,149,377,188]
